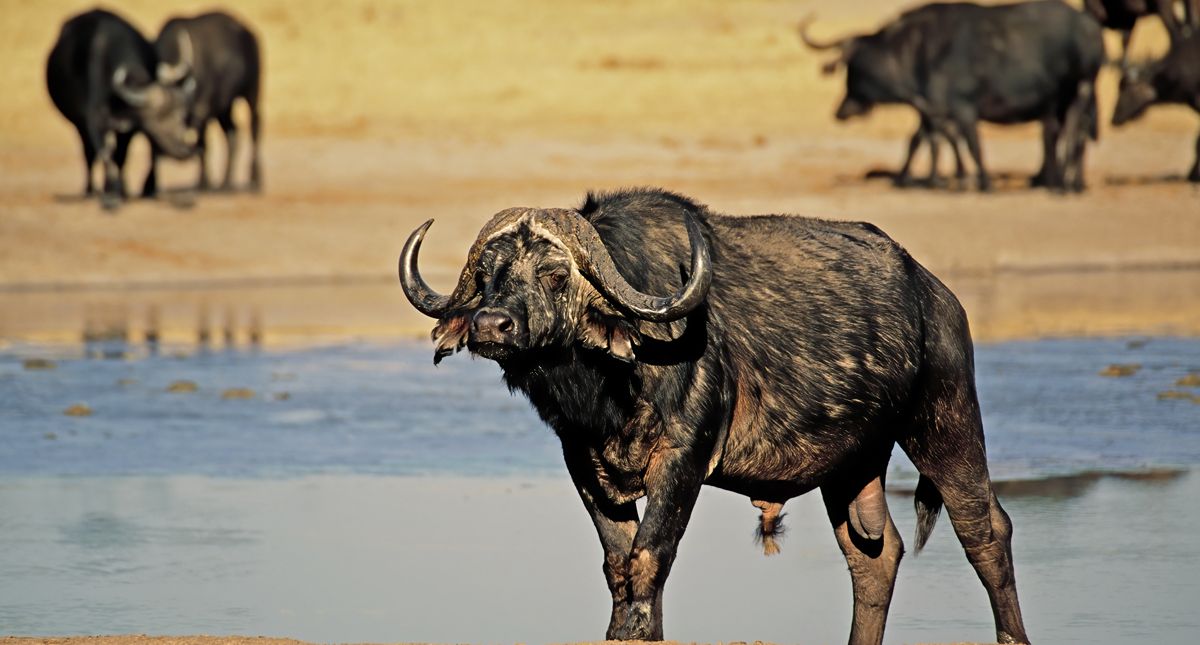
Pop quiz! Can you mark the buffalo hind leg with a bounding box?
[822,465,904,645]
[900,381,1029,643]
[218,110,239,191]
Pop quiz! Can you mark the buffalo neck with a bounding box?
[499,346,642,442]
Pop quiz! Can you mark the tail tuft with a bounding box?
[752,500,786,556]
[914,475,943,553]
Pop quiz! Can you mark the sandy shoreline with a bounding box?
[3,2,1198,346]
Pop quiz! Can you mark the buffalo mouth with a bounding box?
[468,340,521,361]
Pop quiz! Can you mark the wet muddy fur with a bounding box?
[405,188,1029,644]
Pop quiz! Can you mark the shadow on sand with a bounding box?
[848,167,1045,193]
[47,187,263,210]
[1104,173,1197,187]
[891,467,1187,501]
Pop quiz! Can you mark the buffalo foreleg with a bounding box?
[614,446,706,641]
[563,446,639,640]
[196,118,211,191]
[73,123,97,196]
[895,125,925,187]
[822,473,904,645]
[142,142,158,198]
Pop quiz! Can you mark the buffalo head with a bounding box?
[399,207,711,364]
[1111,63,1157,126]
[799,14,922,121]
[112,65,197,160]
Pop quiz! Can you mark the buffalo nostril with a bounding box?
[472,310,517,339]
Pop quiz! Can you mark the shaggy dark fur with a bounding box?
[402,187,1029,645]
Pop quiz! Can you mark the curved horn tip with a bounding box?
[627,209,712,322]
[398,218,452,317]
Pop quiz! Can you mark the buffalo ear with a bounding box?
[431,313,470,365]
[581,310,641,362]
[608,324,638,362]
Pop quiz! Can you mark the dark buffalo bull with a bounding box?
[804,1,1103,192]
[1112,33,1200,181]
[1084,0,1200,64]
[399,188,1029,645]
[155,11,263,192]
[46,8,197,208]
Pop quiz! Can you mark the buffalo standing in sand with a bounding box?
[46,8,197,208]
[398,188,1030,645]
[154,11,263,192]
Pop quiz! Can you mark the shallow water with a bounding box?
[1,337,1199,643]
[2,337,1197,480]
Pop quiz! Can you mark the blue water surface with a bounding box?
[1,337,1197,480]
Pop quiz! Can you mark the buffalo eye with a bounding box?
[541,269,569,292]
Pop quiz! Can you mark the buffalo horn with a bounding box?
[112,67,150,107]
[564,209,712,323]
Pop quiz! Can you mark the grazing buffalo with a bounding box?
[46,8,197,208]
[1112,33,1200,181]
[399,188,1030,645]
[155,11,263,192]
[803,1,1103,192]
[1084,0,1200,64]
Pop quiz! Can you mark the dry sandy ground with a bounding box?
[1,639,994,645]
[2,0,1199,345]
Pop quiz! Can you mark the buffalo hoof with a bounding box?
[977,176,993,193]
[1188,169,1199,183]
[610,601,660,641]
[100,192,121,211]
[892,174,917,189]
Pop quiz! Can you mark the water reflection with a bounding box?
[0,473,1195,644]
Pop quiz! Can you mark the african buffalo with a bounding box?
[1112,33,1200,181]
[46,8,198,208]
[803,1,1103,192]
[154,11,262,192]
[398,188,1030,645]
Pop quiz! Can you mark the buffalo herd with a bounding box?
[46,8,261,209]
[46,2,1199,207]
[803,0,1200,190]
